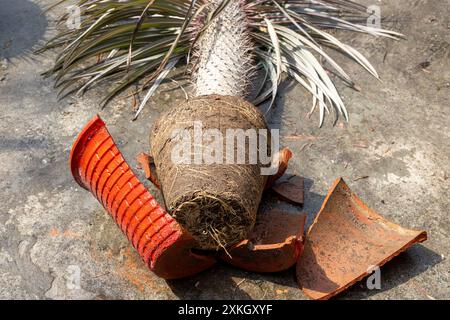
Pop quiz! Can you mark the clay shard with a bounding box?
[271,175,304,205]
[137,152,160,189]
[296,177,427,300]
[265,147,293,190]
[220,209,306,273]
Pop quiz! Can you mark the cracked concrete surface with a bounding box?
[0,0,449,299]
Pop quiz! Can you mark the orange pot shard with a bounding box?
[220,210,306,273]
[136,152,160,189]
[70,115,215,279]
[265,147,293,190]
[296,178,427,300]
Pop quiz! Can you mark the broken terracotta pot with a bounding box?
[136,147,307,273]
[220,210,306,273]
[296,178,427,300]
[70,115,215,279]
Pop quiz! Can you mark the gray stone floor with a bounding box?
[0,0,448,299]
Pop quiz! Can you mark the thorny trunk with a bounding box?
[194,0,254,98]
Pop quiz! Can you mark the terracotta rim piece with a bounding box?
[220,210,306,273]
[70,115,215,279]
[296,177,427,300]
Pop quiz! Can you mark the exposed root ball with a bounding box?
[150,95,269,250]
[171,191,252,250]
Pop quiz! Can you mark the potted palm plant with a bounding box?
[40,0,401,250]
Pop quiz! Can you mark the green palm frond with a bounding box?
[39,0,403,124]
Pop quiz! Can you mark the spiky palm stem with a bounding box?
[195,0,254,97]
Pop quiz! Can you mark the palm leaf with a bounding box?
[39,0,403,123]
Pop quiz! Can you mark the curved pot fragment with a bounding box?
[296,178,427,300]
[220,210,306,273]
[70,115,216,279]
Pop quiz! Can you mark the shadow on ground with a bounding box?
[0,0,47,59]
[340,244,443,299]
[167,240,442,300]
[167,264,300,300]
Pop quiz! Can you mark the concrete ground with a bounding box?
[0,0,448,299]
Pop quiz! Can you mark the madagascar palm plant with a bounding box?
[41,0,402,249]
[40,0,401,124]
